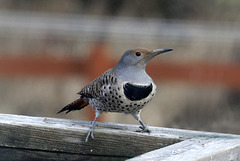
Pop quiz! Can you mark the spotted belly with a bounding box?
[90,83,156,114]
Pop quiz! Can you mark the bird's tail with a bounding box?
[57,97,89,114]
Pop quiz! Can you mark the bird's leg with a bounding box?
[85,111,102,143]
[131,111,151,133]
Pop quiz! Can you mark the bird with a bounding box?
[58,47,173,143]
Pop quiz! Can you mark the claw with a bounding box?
[91,131,94,139]
[131,111,151,134]
[85,129,95,143]
[136,125,151,133]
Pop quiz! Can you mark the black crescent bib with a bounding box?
[123,83,153,101]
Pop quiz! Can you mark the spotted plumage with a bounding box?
[58,47,173,143]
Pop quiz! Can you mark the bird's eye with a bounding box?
[135,52,141,56]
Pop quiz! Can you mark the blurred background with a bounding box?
[0,0,240,134]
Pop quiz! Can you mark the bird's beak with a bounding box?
[137,48,173,67]
[144,48,173,62]
[150,48,173,57]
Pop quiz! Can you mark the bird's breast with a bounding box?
[90,80,156,114]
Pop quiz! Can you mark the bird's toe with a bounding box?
[136,125,151,133]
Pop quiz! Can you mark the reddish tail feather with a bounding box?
[57,97,89,114]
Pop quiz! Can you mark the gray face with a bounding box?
[119,48,153,67]
[117,48,173,68]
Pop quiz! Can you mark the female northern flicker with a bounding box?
[58,48,173,143]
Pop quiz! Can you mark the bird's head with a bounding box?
[117,48,173,69]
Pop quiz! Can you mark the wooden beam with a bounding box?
[0,113,181,160]
[0,147,127,161]
[0,113,240,160]
[129,138,240,161]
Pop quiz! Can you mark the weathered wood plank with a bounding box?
[128,138,240,161]
[1,113,240,161]
[0,113,181,159]
[0,147,127,161]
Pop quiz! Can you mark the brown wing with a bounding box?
[78,69,117,99]
[58,69,117,114]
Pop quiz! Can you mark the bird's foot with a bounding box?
[85,129,94,143]
[85,122,95,143]
[136,125,151,133]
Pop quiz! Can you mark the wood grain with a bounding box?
[0,113,240,160]
[129,138,240,161]
[0,114,180,160]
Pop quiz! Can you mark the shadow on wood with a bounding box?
[0,113,240,161]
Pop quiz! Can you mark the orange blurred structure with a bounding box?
[0,44,240,89]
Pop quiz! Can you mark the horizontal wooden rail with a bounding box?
[0,113,240,160]
[0,54,240,89]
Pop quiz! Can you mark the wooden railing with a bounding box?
[1,113,240,160]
